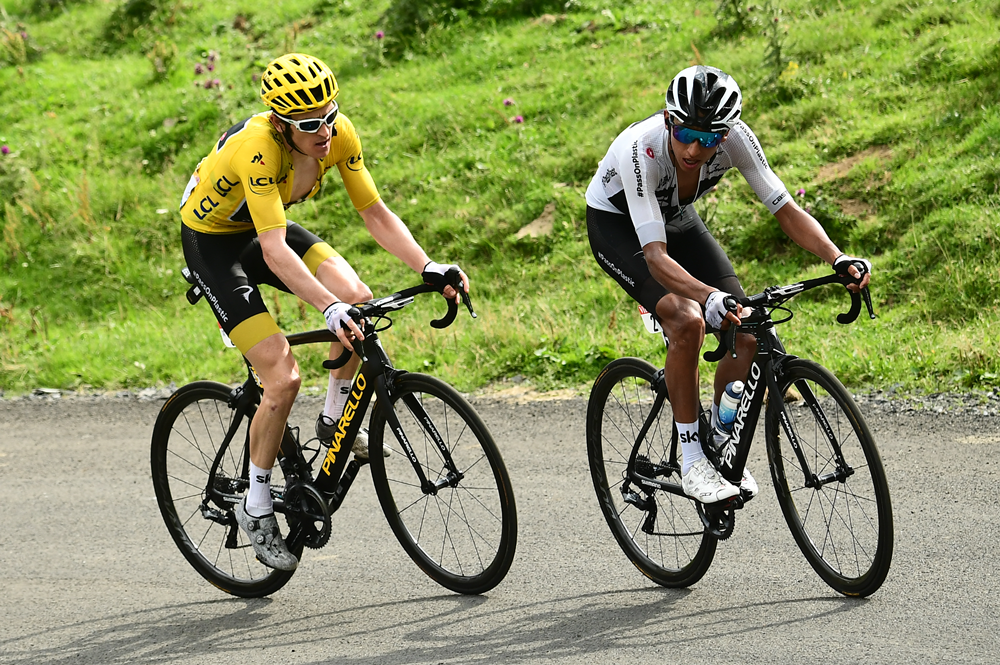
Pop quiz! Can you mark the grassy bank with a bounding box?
[1,0,999,395]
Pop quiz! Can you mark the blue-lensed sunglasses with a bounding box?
[276,101,339,133]
[669,122,725,148]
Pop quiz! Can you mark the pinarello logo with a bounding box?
[645,147,655,159]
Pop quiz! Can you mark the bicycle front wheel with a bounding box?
[587,358,716,588]
[368,373,517,595]
[150,381,301,598]
[765,359,893,597]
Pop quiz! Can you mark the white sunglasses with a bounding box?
[276,101,339,133]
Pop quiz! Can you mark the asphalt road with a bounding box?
[1,392,998,664]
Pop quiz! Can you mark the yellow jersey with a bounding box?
[180,112,380,234]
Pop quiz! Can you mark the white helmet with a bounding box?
[665,65,742,133]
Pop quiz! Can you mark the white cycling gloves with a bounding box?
[323,301,355,334]
[422,260,459,277]
[704,291,736,329]
[832,254,872,280]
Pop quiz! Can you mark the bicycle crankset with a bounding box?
[697,499,738,540]
[284,482,332,549]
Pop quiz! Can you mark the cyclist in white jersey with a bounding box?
[586,65,871,503]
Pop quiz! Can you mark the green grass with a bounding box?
[1,0,999,395]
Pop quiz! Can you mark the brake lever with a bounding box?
[861,287,876,319]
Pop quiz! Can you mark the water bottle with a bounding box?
[717,380,745,433]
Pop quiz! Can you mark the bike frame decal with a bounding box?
[321,371,369,476]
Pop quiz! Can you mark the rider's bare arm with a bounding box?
[773,201,870,291]
[642,241,741,326]
[360,201,470,300]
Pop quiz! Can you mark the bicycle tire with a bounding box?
[587,357,717,587]
[368,373,517,595]
[765,359,893,597]
[150,381,301,598]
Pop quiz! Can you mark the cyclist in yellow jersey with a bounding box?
[180,53,468,571]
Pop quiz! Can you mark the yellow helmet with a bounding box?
[259,53,338,115]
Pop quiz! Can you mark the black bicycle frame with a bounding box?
[625,272,868,502]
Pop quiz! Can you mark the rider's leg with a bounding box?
[244,333,302,495]
[235,332,301,570]
[314,255,372,416]
[657,293,740,503]
[711,332,756,423]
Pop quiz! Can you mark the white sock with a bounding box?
[678,421,704,475]
[245,461,274,517]
[324,377,353,420]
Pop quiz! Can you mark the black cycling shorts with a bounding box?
[586,203,744,318]
[181,222,340,353]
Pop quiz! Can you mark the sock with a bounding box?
[245,461,274,517]
[678,421,704,475]
[324,377,353,420]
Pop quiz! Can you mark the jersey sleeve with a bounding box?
[726,121,792,213]
[230,139,288,233]
[329,114,381,212]
[618,136,667,247]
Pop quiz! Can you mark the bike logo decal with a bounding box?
[322,372,367,476]
[728,362,762,465]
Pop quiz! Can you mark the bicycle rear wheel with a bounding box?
[587,357,717,587]
[765,359,893,597]
[150,381,301,598]
[368,373,517,595]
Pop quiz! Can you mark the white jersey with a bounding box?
[585,112,791,247]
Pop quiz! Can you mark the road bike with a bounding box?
[586,272,893,597]
[151,269,517,598]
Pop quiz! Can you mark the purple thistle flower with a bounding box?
[208,50,218,63]
[503,98,514,106]
[513,115,524,123]
[207,63,215,72]
[805,206,812,214]
[194,63,204,74]
[796,188,806,197]
[212,78,221,88]
[204,79,214,89]
[376,30,385,40]
[1,145,9,155]
[20,31,27,40]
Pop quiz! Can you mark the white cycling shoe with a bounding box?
[682,457,740,504]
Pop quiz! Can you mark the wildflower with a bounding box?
[252,73,260,82]
[1,145,9,155]
[204,79,214,89]
[195,63,205,74]
[212,78,221,88]
[805,206,812,214]
[20,31,27,40]
[207,62,215,72]
[796,188,805,197]
[375,31,385,40]
[503,98,514,106]
[208,50,218,63]
[513,115,524,123]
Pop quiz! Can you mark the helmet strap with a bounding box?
[271,113,308,155]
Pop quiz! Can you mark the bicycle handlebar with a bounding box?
[321,270,477,370]
[703,270,875,363]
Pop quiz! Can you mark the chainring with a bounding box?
[697,501,737,540]
[284,482,332,549]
